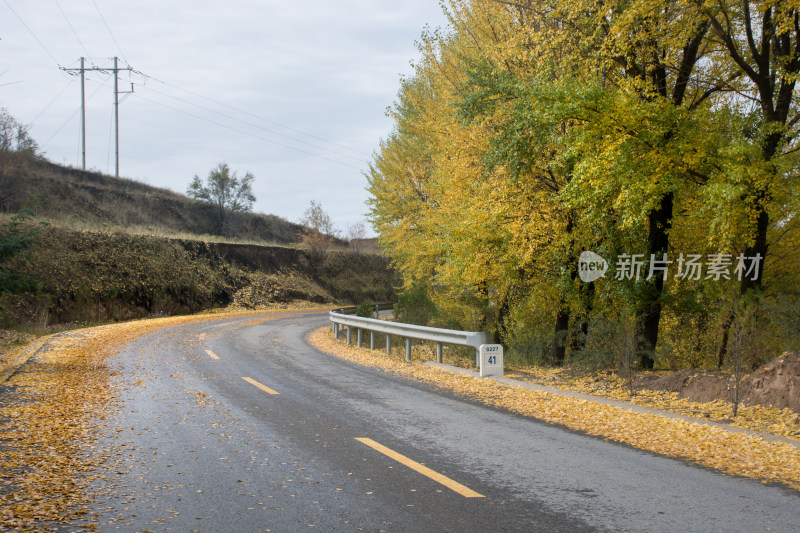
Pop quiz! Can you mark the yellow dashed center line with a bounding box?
[242,376,280,395]
[205,349,220,360]
[355,438,484,498]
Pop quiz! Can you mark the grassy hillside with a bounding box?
[0,160,396,329]
[1,225,396,328]
[6,160,304,244]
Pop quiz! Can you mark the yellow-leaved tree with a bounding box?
[368,0,800,372]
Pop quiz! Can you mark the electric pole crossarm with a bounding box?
[60,57,133,176]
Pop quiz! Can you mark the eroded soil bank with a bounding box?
[635,352,800,413]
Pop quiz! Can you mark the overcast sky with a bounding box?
[0,0,449,235]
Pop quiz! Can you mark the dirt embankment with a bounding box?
[635,352,800,413]
[0,226,397,327]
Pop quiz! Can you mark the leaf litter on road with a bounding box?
[308,327,800,491]
[0,307,328,530]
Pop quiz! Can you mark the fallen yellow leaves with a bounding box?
[0,308,327,530]
[506,367,800,439]
[309,327,800,491]
[0,329,116,530]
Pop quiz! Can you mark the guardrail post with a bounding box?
[328,308,495,368]
[333,322,338,338]
[357,328,362,347]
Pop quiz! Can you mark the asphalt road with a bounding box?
[85,310,799,532]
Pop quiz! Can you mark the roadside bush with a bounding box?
[569,314,635,371]
[505,333,551,367]
[355,301,374,318]
[394,284,437,326]
[0,210,44,295]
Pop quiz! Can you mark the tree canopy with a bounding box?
[299,200,339,255]
[368,0,800,371]
[187,162,256,232]
[0,108,39,206]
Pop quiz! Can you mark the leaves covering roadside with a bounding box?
[310,327,800,491]
[0,310,305,530]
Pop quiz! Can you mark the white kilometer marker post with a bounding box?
[479,344,503,378]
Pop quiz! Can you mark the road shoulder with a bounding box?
[307,326,800,491]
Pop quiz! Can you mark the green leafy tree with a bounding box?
[367,0,800,373]
[690,0,800,296]
[0,108,39,206]
[187,162,256,233]
[0,209,44,295]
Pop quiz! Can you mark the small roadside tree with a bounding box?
[187,162,255,233]
[347,221,367,253]
[299,200,338,256]
[0,108,39,207]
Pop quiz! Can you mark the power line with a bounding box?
[134,82,367,164]
[53,0,90,58]
[2,0,60,66]
[92,0,127,64]
[61,57,132,175]
[31,77,75,124]
[42,77,106,149]
[135,71,372,158]
[135,93,364,171]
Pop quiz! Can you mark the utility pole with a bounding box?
[80,57,85,170]
[62,57,133,176]
[114,56,120,177]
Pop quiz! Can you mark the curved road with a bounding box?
[88,310,799,532]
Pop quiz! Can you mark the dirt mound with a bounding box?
[742,352,800,412]
[635,369,730,404]
[635,352,800,413]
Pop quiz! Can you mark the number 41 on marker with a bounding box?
[479,344,503,378]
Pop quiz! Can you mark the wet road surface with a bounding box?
[86,311,800,532]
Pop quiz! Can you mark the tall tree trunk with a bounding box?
[638,191,674,369]
[551,306,570,365]
[739,130,778,296]
[551,213,579,366]
[494,295,511,345]
[717,312,733,369]
[570,280,594,354]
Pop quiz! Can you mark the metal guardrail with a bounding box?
[333,303,395,317]
[329,305,492,364]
